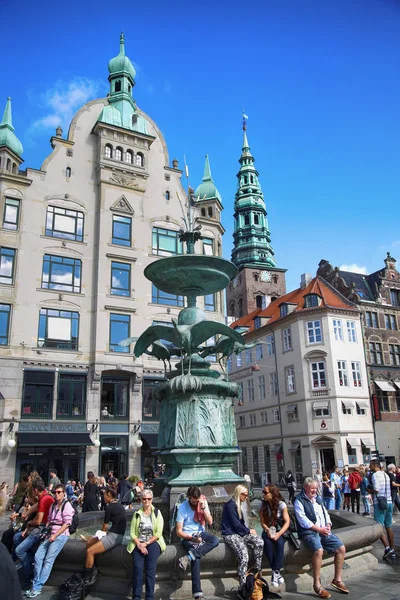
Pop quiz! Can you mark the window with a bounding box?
[46,206,84,242]
[152,227,182,256]
[342,402,352,415]
[270,372,278,396]
[249,413,256,426]
[237,353,242,368]
[287,405,298,421]
[0,247,16,284]
[313,402,330,417]
[365,311,378,328]
[356,402,367,416]
[207,206,213,217]
[142,378,162,421]
[248,379,254,402]
[204,294,216,311]
[165,191,170,201]
[307,320,322,343]
[111,261,130,296]
[254,316,261,329]
[0,304,11,345]
[112,215,131,246]
[104,144,112,158]
[267,334,275,355]
[109,313,130,352]
[258,375,265,400]
[333,319,343,341]
[346,321,357,342]
[38,308,79,350]
[369,342,383,365]
[311,361,326,388]
[304,294,319,308]
[66,167,71,177]
[385,314,397,330]
[151,284,184,307]
[244,214,250,226]
[238,381,244,402]
[273,409,280,423]
[57,374,86,420]
[390,289,399,306]
[351,361,362,386]
[115,147,122,161]
[378,393,390,412]
[101,377,129,420]
[261,411,268,424]
[42,254,81,293]
[337,361,348,386]
[136,153,144,167]
[245,349,252,364]
[125,150,133,164]
[115,80,121,92]
[389,344,400,366]
[3,198,20,230]
[254,214,259,225]
[280,304,288,317]
[283,327,291,351]
[286,367,295,393]
[202,238,214,256]
[239,415,246,427]
[21,371,54,420]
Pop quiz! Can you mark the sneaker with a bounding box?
[15,561,23,570]
[179,555,191,571]
[24,591,42,598]
[271,571,278,588]
[274,570,285,586]
[383,547,396,560]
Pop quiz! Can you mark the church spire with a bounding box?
[0,97,23,157]
[231,118,276,270]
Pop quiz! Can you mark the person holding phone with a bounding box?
[176,486,219,600]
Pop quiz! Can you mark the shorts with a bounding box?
[343,493,351,498]
[101,531,124,551]
[373,502,393,528]
[301,532,343,554]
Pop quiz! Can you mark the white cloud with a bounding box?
[29,77,104,132]
[339,263,368,274]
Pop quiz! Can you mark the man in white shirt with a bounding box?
[369,460,395,560]
[294,477,348,598]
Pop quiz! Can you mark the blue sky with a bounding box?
[1,0,399,291]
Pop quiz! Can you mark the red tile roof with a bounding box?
[231,276,359,333]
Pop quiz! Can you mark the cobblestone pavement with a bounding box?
[1,506,399,600]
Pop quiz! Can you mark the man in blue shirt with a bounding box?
[176,486,219,600]
[294,477,348,598]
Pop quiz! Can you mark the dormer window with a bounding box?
[105,144,112,159]
[125,150,133,164]
[115,80,122,92]
[280,304,288,317]
[304,294,320,308]
[136,153,144,167]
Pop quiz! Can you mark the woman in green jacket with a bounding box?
[127,489,165,600]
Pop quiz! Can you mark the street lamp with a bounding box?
[135,439,143,448]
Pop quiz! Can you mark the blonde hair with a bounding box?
[233,484,248,519]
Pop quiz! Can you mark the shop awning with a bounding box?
[361,438,374,447]
[374,380,396,392]
[393,381,400,390]
[346,438,359,447]
[18,432,94,447]
[342,400,355,408]
[313,401,329,409]
[289,442,300,452]
[140,433,158,448]
[286,404,297,413]
[356,401,369,408]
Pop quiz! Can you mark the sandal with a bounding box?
[313,585,331,598]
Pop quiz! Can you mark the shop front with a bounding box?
[16,421,94,484]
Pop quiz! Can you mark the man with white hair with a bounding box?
[294,477,348,598]
[369,460,395,559]
[387,463,400,514]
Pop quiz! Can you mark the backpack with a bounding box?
[243,568,282,600]
[51,499,79,535]
[58,571,86,600]
[348,472,362,491]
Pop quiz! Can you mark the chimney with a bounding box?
[300,273,312,290]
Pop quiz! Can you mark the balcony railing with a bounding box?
[100,405,129,421]
[21,401,52,420]
[56,401,86,420]
[312,388,330,397]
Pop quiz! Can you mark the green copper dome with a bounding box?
[195,155,222,202]
[0,97,23,157]
[108,32,136,81]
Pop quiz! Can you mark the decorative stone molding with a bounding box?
[109,172,146,190]
[110,195,134,214]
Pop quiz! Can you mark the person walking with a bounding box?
[260,484,290,590]
[294,477,348,598]
[25,484,74,598]
[48,469,60,492]
[387,464,400,514]
[341,469,351,511]
[285,470,296,504]
[221,484,263,597]
[369,460,395,560]
[118,474,134,506]
[322,472,335,510]
[359,467,371,516]
[348,468,362,514]
[82,472,100,512]
[176,486,219,600]
[330,467,342,511]
[128,490,165,600]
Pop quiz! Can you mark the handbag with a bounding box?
[377,496,388,510]
[58,571,87,600]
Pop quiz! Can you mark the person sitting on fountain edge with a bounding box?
[176,485,219,600]
[293,477,348,599]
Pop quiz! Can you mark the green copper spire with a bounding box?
[108,32,136,81]
[195,155,222,202]
[0,97,23,157]
[231,121,276,269]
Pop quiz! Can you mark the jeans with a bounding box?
[392,494,400,513]
[262,531,286,571]
[334,489,342,511]
[31,535,69,592]
[132,543,161,600]
[181,532,219,595]
[14,531,41,579]
[361,494,370,514]
[351,490,360,514]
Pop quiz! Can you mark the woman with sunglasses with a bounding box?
[260,484,290,589]
[221,484,263,599]
[127,489,165,600]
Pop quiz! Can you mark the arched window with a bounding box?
[254,214,259,225]
[115,80,122,92]
[115,147,123,161]
[128,85,131,93]
[125,150,133,164]
[66,167,71,177]
[201,208,206,217]
[256,295,262,308]
[6,158,11,171]
[136,153,144,167]
[105,144,112,158]
[12,163,17,174]
[165,191,170,201]
[244,214,250,226]
[207,206,213,218]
